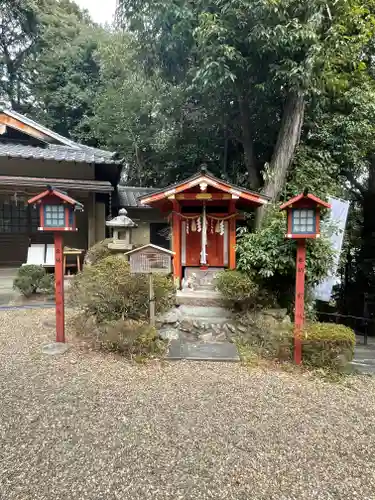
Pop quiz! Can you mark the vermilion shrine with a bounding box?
[139,168,269,287]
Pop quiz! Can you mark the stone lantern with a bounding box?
[106,208,137,250]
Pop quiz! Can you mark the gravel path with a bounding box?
[1,309,375,499]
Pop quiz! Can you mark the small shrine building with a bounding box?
[137,169,269,286]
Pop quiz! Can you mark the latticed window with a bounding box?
[292,209,315,234]
[44,205,65,228]
[0,201,38,233]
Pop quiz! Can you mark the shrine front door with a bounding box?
[182,220,228,267]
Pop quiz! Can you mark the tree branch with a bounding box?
[341,169,365,198]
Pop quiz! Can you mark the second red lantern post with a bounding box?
[280,190,331,364]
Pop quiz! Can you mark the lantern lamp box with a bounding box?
[125,244,175,274]
[27,186,83,232]
[280,191,331,240]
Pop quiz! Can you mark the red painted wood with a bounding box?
[171,200,182,286]
[185,228,201,266]
[294,239,306,364]
[140,173,267,206]
[28,189,79,206]
[176,193,232,200]
[315,210,320,235]
[229,200,236,269]
[64,205,69,228]
[287,233,319,240]
[54,233,65,343]
[280,192,331,210]
[39,203,44,228]
[207,230,224,267]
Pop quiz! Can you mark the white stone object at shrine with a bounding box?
[106,208,137,250]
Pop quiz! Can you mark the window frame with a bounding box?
[291,208,316,235]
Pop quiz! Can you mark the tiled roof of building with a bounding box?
[0,175,113,193]
[0,142,120,165]
[117,186,157,207]
[0,105,122,165]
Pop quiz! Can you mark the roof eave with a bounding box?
[280,193,331,210]
[138,174,269,206]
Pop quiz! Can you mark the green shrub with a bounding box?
[98,320,167,360]
[235,310,293,360]
[69,314,167,360]
[215,269,274,310]
[13,265,54,297]
[302,322,355,369]
[236,315,355,369]
[83,239,112,266]
[236,208,335,309]
[69,255,175,323]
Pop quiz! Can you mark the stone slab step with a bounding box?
[166,340,240,362]
[177,304,231,319]
[176,290,225,307]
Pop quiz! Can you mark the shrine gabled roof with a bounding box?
[138,170,270,206]
[280,192,331,210]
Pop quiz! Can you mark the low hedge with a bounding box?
[236,318,355,369]
[13,265,54,297]
[302,322,355,369]
[70,315,167,361]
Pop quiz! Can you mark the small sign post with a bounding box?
[28,186,83,344]
[125,244,175,326]
[280,190,331,364]
[149,274,155,326]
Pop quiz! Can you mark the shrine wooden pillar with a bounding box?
[229,199,236,269]
[171,199,182,286]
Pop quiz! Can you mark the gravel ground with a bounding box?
[1,309,375,500]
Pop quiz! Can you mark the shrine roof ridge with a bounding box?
[137,170,270,206]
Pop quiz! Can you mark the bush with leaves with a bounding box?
[237,318,354,369]
[215,269,275,310]
[96,320,167,360]
[70,314,167,361]
[83,239,113,266]
[237,208,335,309]
[69,255,173,358]
[302,322,355,369]
[13,265,54,298]
[69,255,175,323]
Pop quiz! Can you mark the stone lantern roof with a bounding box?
[106,208,137,228]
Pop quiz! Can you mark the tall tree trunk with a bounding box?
[238,95,260,189]
[256,90,305,227]
[223,125,228,177]
[357,155,375,323]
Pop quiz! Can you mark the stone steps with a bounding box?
[176,290,225,307]
[182,267,223,292]
[157,304,236,343]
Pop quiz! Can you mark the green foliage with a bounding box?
[215,269,275,310]
[71,314,167,360]
[235,308,293,361]
[302,322,356,369]
[84,239,113,266]
[236,317,355,369]
[13,265,54,297]
[4,0,375,320]
[95,319,167,360]
[237,207,334,306]
[69,255,175,323]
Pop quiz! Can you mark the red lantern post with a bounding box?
[54,233,64,342]
[28,187,83,344]
[280,190,331,364]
